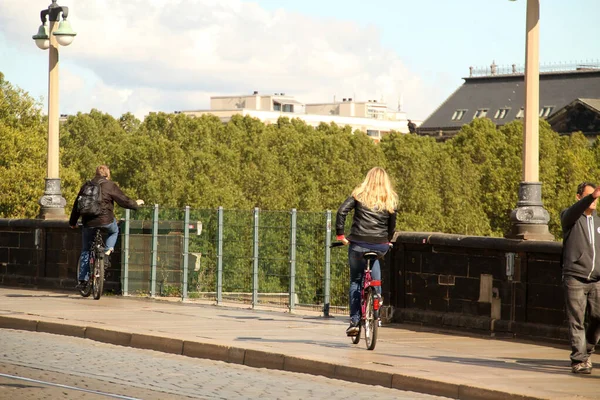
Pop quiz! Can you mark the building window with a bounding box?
[367,130,381,138]
[494,108,510,119]
[516,107,524,119]
[274,102,294,113]
[451,110,467,121]
[367,108,385,119]
[473,108,489,119]
[539,106,554,118]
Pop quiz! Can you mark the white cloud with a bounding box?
[0,0,444,120]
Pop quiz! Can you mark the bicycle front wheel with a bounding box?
[92,255,104,300]
[364,287,378,350]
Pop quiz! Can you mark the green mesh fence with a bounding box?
[221,209,254,303]
[257,210,292,308]
[295,211,327,311]
[154,207,185,297]
[125,206,153,295]
[187,208,218,300]
[122,206,352,315]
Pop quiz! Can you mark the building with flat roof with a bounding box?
[181,91,421,141]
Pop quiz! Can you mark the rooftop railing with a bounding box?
[468,60,600,77]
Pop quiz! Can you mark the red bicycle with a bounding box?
[332,242,382,350]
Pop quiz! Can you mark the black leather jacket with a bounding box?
[336,196,396,243]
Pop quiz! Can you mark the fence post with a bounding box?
[182,206,190,300]
[150,204,158,298]
[122,209,130,296]
[217,206,223,305]
[289,209,297,313]
[324,210,332,317]
[252,207,259,309]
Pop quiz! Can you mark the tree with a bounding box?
[380,132,445,232]
[0,72,48,218]
[449,118,521,235]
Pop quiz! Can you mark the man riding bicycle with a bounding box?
[69,165,143,287]
[335,167,397,336]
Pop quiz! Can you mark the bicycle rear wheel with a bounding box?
[364,287,378,350]
[92,254,104,300]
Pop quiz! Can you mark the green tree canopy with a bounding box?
[3,72,600,240]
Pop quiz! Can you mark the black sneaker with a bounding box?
[346,321,359,336]
[572,361,592,374]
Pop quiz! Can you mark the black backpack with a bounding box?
[77,179,106,216]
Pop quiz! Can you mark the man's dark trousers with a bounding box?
[564,275,600,364]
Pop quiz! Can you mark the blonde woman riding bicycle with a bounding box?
[335,167,398,336]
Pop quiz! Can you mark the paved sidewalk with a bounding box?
[0,287,597,400]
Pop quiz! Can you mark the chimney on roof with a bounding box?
[469,66,473,77]
[512,64,517,74]
[491,60,497,75]
[343,98,347,102]
[348,98,353,102]
[253,91,258,95]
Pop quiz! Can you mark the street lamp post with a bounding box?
[508,0,554,240]
[32,0,76,219]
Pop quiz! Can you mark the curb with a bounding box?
[0,315,548,400]
[131,333,184,355]
[37,320,86,338]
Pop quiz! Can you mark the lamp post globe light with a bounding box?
[507,0,553,240]
[32,0,76,219]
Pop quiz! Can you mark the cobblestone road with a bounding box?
[0,329,446,399]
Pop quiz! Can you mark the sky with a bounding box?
[0,0,598,121]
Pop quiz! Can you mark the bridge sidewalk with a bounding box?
[0,287,596,400]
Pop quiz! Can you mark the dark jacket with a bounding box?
[560,194,600,282]
[69,175,139,228]
[336,196,396,243]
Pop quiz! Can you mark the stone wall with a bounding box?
[386,232,566,340]
[0,219,121,292]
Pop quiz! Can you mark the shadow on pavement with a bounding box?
[395,354,600,378]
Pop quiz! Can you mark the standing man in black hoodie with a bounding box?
[561,182,600,374]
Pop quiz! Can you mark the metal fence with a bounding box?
[119,206,351,315]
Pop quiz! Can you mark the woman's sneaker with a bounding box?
[346,321,359,336]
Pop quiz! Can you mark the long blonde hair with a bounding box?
[351,167,398,213]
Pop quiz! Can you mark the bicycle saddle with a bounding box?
[363,252,379,261]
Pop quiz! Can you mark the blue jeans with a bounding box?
[348,243,386,324]
[78,219,118,281]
